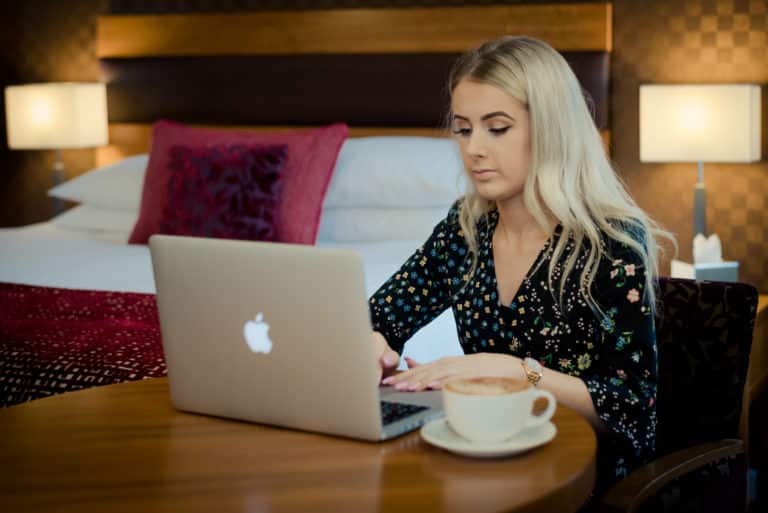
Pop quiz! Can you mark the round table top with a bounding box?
[0,378,596,513]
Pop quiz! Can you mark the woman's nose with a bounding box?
[466,131,487,159]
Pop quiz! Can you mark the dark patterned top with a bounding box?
[369,200,657,484]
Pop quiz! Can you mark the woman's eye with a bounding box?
[489,127,510,135]
[452,128,472,137]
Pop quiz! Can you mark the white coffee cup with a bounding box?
[443,376,556,444]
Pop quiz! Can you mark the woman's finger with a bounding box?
[394,370,433,390]
[417,368,457,390]
[388,360,453,388]
[400,368,451,391]
[404,356,422,368]
[382,367,417,386]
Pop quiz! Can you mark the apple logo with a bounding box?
[243,313,273,354]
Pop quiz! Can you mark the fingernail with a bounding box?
[427,381,441,389]
[395,382,408,391]
[382,355,394,366]
[382,377,393,385]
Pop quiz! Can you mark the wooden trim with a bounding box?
[96,122,611,167]
[758,295,768,312]
[744,294,768,436]
[97,4,612,57]
[605,2,614,52]
[96,123,450,166]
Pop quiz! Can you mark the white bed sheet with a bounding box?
[0,223,155,292]
[0,222,462,365]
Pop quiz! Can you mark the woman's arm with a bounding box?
[368,201,463,375]
[382,352,609,433]
[534,361,609,433]
[368,209,459,353]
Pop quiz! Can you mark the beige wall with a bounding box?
[1,0,766,289]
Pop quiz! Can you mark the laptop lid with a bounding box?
[150,234,389,440]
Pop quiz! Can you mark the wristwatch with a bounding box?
[521,357,543,386]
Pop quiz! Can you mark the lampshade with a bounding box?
[4,82,108,150]
[639,84,761,163]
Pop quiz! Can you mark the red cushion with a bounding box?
[128,120,348,244]
[159,144,287,241]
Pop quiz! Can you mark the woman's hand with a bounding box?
[372,331,400,383]
[381,353,522,391]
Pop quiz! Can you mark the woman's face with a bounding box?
[450,79,532,203]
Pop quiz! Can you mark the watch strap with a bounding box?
[522,357,543,386]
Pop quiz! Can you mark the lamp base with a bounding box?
[51,151,65,217]
[693,182,706,237]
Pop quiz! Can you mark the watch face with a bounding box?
[525,357,542,374]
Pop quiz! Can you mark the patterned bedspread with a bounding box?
[0,283,166,407]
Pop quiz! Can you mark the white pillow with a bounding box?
[323,137,466,208]
[52,204,138,232]
[317,207,448,242]
[48,154,148,211]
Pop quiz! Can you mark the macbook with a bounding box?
[149,234,443,440]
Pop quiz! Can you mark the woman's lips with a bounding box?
[472,169,496,179]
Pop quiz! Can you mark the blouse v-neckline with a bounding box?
[486,210,553,310]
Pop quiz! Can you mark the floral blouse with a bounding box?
[369,200,657,484]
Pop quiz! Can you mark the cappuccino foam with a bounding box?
[444,377,528,395]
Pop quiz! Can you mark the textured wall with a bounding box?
[0,0,109,225]
[109,0,595,12]
[1,0,767,291]
[612,0,768,288]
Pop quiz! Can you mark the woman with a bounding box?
[369,36,674,487]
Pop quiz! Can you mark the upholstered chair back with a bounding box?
[654,277,757,456]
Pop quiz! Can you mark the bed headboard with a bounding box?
[96,3,612,166]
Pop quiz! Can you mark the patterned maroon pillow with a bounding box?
[157,144,287,241]
[129,120,348,245]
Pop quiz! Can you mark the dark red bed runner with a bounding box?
[0,283,166,407]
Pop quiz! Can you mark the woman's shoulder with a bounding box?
[445,198,463,225]
[599,219,649,266]
[429,197,495,251]
[587,221,651,305]
[423,199,464,247]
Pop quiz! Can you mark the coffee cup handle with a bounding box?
[525,389,557,429]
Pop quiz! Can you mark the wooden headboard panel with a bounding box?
[96,3,612,166]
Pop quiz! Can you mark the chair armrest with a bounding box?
[598,439,744,513]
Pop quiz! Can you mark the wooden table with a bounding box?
[0,378,596,513]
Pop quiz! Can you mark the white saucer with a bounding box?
[420,418,557,458]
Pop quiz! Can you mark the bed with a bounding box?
[0,3,613,407]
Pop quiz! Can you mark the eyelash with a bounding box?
[451,127,510,137]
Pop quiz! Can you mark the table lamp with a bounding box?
[4,82,108,216]
[639,83,761,281]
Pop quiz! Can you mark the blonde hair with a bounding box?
[449,36,674,316]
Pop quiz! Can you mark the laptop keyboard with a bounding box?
[380,401,429,426]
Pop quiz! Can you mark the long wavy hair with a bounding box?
[449,36,674,316]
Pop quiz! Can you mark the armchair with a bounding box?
[600,277,758,513]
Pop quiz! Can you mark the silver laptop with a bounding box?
[149,234,443,441]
